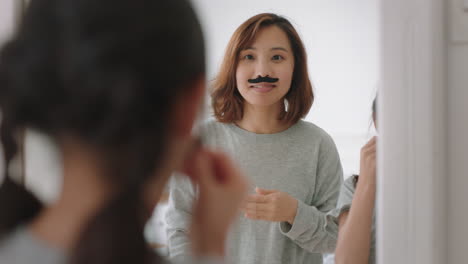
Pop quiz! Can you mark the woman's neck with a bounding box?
[235,102,292,134]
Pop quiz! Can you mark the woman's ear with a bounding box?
[171,75,206,138]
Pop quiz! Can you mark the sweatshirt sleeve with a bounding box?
[279,133,343,253]
[328,176,356,223]
[165,173,197,261]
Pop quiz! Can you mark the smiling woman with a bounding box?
[166,13,343,264]
[211,13,313,127]
[236,26,295,110]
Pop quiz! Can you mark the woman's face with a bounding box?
[236,25,295,107]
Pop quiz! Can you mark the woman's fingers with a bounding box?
[363,136,377,148]
[361,136,377,156]
[180,138,203,181]
[243,202,271,212]
[245,212,269,221]
[245,194,270,203]
[193,150,215,188]
[206,150,242,186]
[182,147,248,193]
[189,148,248,257]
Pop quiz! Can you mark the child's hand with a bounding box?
[359,136,377,187]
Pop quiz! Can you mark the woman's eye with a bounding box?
[243,54,254,60]
[272,55,284,61]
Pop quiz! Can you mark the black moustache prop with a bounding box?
[248,76,279,83]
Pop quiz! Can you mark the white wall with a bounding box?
[379,0,468,264]
[447,0,468,262]
[191,0,379,177]
[447,44,468,264]
[0,0,15,45]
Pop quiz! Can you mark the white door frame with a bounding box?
[378,0,447,263]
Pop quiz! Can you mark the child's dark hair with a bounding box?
[354,96,377,186]
[372,96,377,122]
[0,0,205,263]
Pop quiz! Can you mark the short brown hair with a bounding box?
[211,13,314,124]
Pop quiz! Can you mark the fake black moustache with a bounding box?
[248,76,279,83]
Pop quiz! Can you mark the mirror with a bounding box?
[1,1,379,263]
[158,1,379,264]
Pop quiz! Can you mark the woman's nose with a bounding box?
[255,59,272,78]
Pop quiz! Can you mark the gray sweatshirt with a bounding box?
[166,120,343,264]
[0,226,221,264]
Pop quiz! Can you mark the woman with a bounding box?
[0,0,248,264]
[166,13,343,264]
[333,98,377,264]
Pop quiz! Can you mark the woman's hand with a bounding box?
[359,136,377,188]
[243,187,298,224]
[182,148,249,257]
[335,136,377,264]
